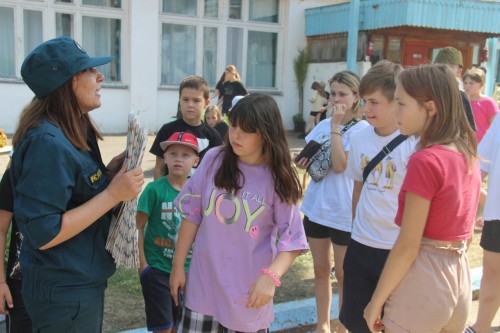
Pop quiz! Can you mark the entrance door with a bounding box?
[404,43,430,67]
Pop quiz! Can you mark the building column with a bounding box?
[347,0,360,71]
[129,0,160,131]
[485,38,498,97]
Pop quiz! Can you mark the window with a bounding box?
[249,0,278,23]
[24,10,43,56]
[83,16,121,81]
[160,0,284,90]
[0,7,15,77]
[247,31,276,88]
[308,33,366,63]
[161,23,197,85]
[163,0,197,15]
[0,1,125,82]
[56,13,74,37]
[83,0,121,8]
[204,0,218,18]
[387,37,401,63]
[228,0,241,20]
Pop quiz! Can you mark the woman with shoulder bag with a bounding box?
[295,71,369,333]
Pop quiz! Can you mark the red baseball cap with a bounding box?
[160,132,199,153]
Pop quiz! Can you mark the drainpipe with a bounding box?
[347,0,361,71]
[485,38,498,98]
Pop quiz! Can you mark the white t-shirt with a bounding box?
[301,118,370,232]
[310,90,327,112]
[478,115,500,221]
[346,126,418,249]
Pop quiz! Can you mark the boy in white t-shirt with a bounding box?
[339,60,418,333]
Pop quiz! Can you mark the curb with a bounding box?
[121,267,483,332]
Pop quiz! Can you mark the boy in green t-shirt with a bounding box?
[137,132,200,333]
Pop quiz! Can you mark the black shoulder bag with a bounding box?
[362,134,408,183]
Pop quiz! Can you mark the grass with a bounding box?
[104,229,484,332]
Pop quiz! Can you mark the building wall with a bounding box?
[0,0,336,135]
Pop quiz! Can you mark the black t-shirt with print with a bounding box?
[150,118,223,160]
[221,81,248,115]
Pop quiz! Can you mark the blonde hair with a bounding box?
[204,105,223,123]
[225,65,241,81]
[462,68,485,86]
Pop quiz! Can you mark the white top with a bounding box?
[478,115,500,221]
[310,90,327,112]
[301,118,370,231]
[346,126,419,249]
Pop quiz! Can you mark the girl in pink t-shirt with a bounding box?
[170,94,308,333]
[364,64,481,332]
[463,68,499,143]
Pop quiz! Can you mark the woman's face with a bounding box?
[329,81,359,112]
[72,67,105,113]
[205,110,218,127]
[394,83,429,136]
[463,77,483,97]
[224,68,236,81]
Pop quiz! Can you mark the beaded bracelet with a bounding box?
[260,268,281,287]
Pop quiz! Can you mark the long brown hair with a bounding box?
[311,81,328,99]
[398,64,477,166]
[214,94,302,204]
[12,78,102,150]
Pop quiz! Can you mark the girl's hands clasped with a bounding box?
[106,165,144,202]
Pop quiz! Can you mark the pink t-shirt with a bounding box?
[470,96,499,143]
[175,147,308,332]
[395,145,481,240]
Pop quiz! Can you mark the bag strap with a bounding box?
[339,118,359,135]
[362,134,408,183]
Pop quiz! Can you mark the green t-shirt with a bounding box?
[137,177,191,273]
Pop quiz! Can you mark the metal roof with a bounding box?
[305,0,500,36]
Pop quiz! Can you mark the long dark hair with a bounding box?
[214,94,302,204]
[13,78,101,150]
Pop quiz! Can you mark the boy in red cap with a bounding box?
[136,132,199,333]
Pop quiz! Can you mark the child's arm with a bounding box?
[352,180,363,221]
[170,218,199,306]
[330,104,349,173]
[136,211,149,274]
[246,250,300,309]
[153,157,165,180]
[0,210,13,313]
[363,192,429,331]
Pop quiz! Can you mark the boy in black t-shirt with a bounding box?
[150,76,222,179]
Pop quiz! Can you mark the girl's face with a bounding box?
[394,83,430,136]
[205,110,218,128]
[463,77,483,98]
[228,125,264,165]
[72,67,105,113]
[329,81,359,112]
[225,69,236,81]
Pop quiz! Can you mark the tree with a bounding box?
[292,47,310,123]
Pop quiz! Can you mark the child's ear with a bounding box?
[425,101,437,117]
[193,156,200,168]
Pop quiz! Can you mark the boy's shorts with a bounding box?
[303,216,351,246]
[339,239,390,333]
[480,220,500,253]
[140,266,178,331]
[178,307,269,333]
[383,242,470,332]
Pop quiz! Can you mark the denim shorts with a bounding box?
[140,266,178,331]
[339,239,390,333]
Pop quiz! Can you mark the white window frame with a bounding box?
[0,0,128,85]
[158,0,285,92]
